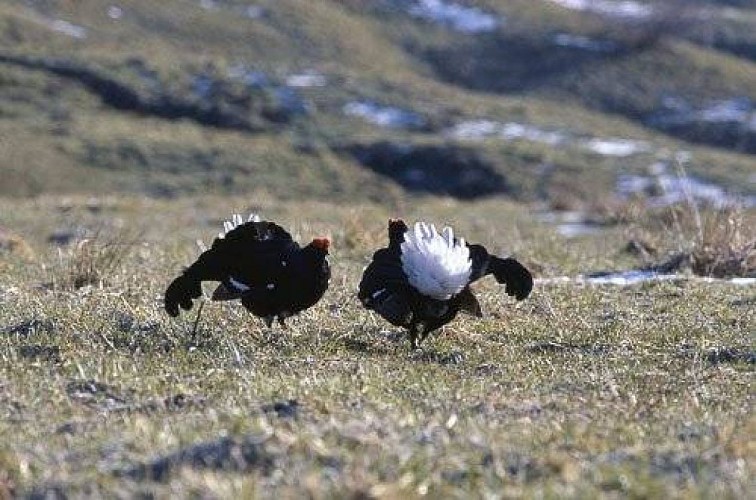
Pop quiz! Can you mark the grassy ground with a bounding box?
[0,195,753,497]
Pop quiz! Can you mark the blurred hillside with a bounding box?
[1,0,754,207]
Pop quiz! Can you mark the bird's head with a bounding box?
[388,218,408,245]
[309,237,330,253]
[388,218,408,232]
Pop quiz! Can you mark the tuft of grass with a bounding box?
[0,226,35,261]
[627,198,755,278]
[622,158,756,277]
[690,207,755,278]
[54,227,140,290]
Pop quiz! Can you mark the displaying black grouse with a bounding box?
[358,219,532,348]
[165,214,330,327]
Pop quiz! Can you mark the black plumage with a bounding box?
[165,217,330,327]
[358,219,532,347]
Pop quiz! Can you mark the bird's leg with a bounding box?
[190,300,205,346]
[418,329,432,346]
[277,316,288,329]
[393,332,404,355]
[408,329,420,350]
[257,316,276,344]
[409,322,426,350]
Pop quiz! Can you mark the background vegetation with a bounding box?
[0,0,754,497]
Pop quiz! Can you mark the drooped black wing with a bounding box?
[164,273,202,317]
[358,220,416,327]
[467,244,533,301]
[491,256,532,300]
[164,220,298,317]
[358,247,415,327]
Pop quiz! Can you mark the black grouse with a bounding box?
[358,219,532,348]
[165,214,330,327]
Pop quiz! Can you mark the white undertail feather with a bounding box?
[228,276,251,292]
[400,222,472,300]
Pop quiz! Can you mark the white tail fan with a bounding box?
[400,221,472,300]
[218,213,261,239]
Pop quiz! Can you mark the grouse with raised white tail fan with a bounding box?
[165,214,330,327]
[358,219,532,348]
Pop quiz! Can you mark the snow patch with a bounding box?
[107,6,123,19]
[445,120,566,145]
[556,222,602,238]
[502,123,567,145]
[699,98,752,123]
[443,119,500,140]
[50,19,87,39]
[227,65,270,87]
[537,211,603,238]
[244,5,265,19]
[617,162,756,208]
[537,274,755,287]
[652,96,756,131]
[408,0,501,33]
[446,120,649,156]
[547,0,653,19]
[285,71,327,88]
[584,270,679,285]
[728,277,756,286]
[584,138,649,157]
[344,101,425,129]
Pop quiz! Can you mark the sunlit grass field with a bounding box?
[0,195,752,497]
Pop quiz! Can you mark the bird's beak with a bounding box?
[312,237,330,252]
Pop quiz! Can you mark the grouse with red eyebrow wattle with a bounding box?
[165,214,330,327]
[358,219,532,348]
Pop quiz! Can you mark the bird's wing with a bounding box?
[358,247,415,327]
[467,244,533,301]
[164,273,203,317]
[359,219,408,294]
